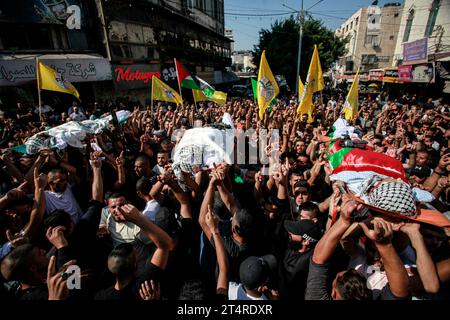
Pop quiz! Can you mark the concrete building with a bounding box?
[335,2,403,74]
[393,0,450,65]
[0,0,232,105]
[231,50,256,73]
[225,28,234,52]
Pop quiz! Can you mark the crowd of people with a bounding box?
[0,90,449,301]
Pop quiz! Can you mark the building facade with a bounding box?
[335,2,403,74]
[0,0,231,107]
[231,50,256,74]
[393,0,450,64]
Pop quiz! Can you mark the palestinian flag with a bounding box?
[174,58,214,92]
[327,139,407,182]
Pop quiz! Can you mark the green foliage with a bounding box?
[252,16,348,90]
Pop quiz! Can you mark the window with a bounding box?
[394,13,399,17]
[425,0,441,37]
[403,10,414,42]
[390,35,394,40]
[350,21,353,29]
[355,17,359,26]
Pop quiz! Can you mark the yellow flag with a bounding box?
[37,60,80,99]
[257,50,279,120]
[298,76,304,102]
[192,89,227,106]
[343,68,360,121]
[296,45,324,118]
[152,76,182,105]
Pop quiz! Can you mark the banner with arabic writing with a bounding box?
[0,56,112,86]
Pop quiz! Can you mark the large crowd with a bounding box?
[0,91,449,301]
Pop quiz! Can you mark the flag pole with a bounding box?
[151,76,154,112]
[174,58,183,105]
[35,57,42,121]
[192,89,198,113]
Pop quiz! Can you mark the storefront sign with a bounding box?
[382,68,402,83]
[412,63,435,83]
[403,38,428,65]
[398,65,412,82]
[0,56,112,86]
[369,69,384,81]
[398,63,435,83]
[113,64,160,90]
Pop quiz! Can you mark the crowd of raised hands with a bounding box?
[0,91,449,300]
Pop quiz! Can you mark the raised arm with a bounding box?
[205,205,229,295]
[400,222,440,294]
[199,172,219,241]
[22,168,47,239]
[113,151,126,189]
[360,218,410,298]
[89,153,104,202]
[312,194,354,264]
[117,204,174,270]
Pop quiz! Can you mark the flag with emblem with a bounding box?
[37,60,80,99]
[257,50,279,120]
[152,76,182,105]
[343,68,360,121]
[192,89,227,106]
[297,45,324,119]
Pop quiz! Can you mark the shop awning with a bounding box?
[0,54,112,86]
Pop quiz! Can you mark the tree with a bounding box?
[252,16,348,91]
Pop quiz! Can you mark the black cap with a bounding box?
[284,219,322,243]
[409,165,432,179]
[155,207,179,236]
[239,255,277,290]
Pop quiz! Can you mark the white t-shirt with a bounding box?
[327,100,337,110]
[228,282,268,300]
[99,207,150,247]
[152,164,165,175]
[142,199,161,221]
[45,185,83,224]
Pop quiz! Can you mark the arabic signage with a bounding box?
[334,74,369,81]
[369,69,384,81]
[398,65,412,82]
[0,57,112,86]
[0,0,83,29]
[382,68,402,83]
[113,64,161,90]
[403,38,428,65]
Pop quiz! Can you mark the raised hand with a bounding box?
[34,167,48,189]
[47,255,77,300]
[205,204,220,233]
[115,151,125,167]
[359,217,394,245]
[46,226,68,249]
[90,151,102,169]
[6,229,29,248]
[117,204,142,224]
[139,280,160,301]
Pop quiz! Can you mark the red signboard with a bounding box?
[398,65,412,82]
[369,69,384,81]
[113,64,160,90]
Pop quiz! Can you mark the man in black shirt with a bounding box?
[278,219,322,300]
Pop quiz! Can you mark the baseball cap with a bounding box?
[284,219,322,243]
[408,165,432,179]
[239,255,277,290]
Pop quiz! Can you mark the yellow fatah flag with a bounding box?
[37,60,80,99]
[343,68,360,121]
[296,45,324,119]
[192,89,227,106]
[257,50,279,120]
[298,76,304,102]
[152,76,182,105]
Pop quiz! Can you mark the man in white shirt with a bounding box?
[45,168,83,224]
[136,177,161,221]
[228,255,278,300]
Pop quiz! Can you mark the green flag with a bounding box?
[251,78,258,99]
